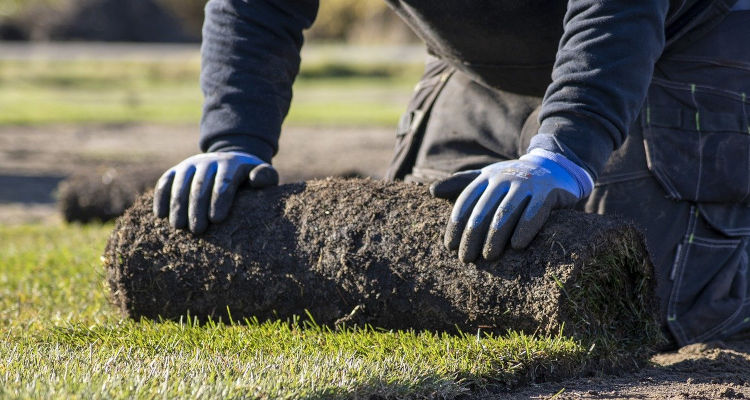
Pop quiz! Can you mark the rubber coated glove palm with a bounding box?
[153,151,278,234]
[430,149,592,263]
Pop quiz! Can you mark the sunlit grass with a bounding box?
[0,224,115,331]
[0,59,419,126]
[0,224,593,399]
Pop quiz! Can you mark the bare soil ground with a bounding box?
[0,123,395,224]
[498,338,750,399]
[2,123,749,398]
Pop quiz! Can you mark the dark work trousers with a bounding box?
[386,13,750,346]
[384,55,542,182]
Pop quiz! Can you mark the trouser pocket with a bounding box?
[385,58,453,181]
[667,204,750,345]
[642,78,750,203]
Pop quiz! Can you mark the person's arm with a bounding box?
[154,0,318,234]
[433,0,670,262]
[200,0,319,163]
[530,0,670,180]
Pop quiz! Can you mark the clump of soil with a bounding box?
[104,178,663,363]
[58,167,163,223]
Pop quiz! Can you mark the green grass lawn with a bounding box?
[0,59,419,127]
[0,224,592,399]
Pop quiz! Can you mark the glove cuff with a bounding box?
[205,135,274,164]
[522,148,594,198]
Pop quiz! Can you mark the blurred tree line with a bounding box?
[0,0,415,43]
[158,0,410,42]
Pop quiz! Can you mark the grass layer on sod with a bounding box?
[2,223,592,398]
[0,59,419,127]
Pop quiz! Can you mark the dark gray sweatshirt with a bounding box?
[199,0,736,179]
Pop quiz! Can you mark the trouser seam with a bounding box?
[667,206,697,345]
[719,228,750,235]
[689,238,742,247]
[643,134,682,199]
[595,171,652,186]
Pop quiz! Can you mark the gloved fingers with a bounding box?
[458,182,510,263]
[510,190,580,249]
[248,163,279,189]
[482,186,530,261]
[444,178,488,251]
[429,170,481,200]
[509,195,553,250]
[153,169,175,219]
[169,165,196,230]
[188,162,218,234]
[209,162,246,224]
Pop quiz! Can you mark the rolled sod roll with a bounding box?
[58,167,163,223]
[104,178,663,355]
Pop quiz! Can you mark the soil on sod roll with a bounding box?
[58,167,163,223]
[104,178,664,364]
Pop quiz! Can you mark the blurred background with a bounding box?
[0,0,417,43]
[0,0,426,225]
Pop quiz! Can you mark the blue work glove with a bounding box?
[153,151,278,234]
[430,148,593,263]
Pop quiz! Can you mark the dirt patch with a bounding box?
[0,124,394,225]
[497,336,750,399]
[104,178,662,371]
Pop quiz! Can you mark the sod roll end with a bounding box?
[58,167,163,223]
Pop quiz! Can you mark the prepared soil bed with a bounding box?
[502,338,750,399]
[58,167,164,223]
[104,178,664,367]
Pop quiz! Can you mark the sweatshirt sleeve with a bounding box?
[528,0,670,180]
[199,0,319,163]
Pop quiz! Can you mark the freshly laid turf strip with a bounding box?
[104,178,664,369]
[58,167,163,223]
